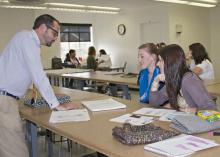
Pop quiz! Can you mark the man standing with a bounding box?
[0,14,76,157]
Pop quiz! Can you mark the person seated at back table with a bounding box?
[187,43,214,80]
[97,49,112,68]
[149,44,217,114]
[138,43,160,104]
[64,52,70,64]
[69,49,81,68]
[87,46,104,70]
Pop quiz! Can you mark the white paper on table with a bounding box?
[49,109,90,123]
[133,108,176,117]
[110,114,154,125]
[82,98,126,112]
[144,134,219,157]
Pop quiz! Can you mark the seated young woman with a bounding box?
[138,43,160,103]
[187,43,214,80]
[149,44,217,114]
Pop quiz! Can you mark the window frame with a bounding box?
[60,23,92,42]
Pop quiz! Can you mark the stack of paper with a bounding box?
[144,135,219,157]
[82,98,126,112]
[133,108,176,117]
[49,109,90,123]
[110,114,154,125]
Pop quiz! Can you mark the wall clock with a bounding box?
[118,24,126,35]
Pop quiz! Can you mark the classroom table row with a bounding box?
[20,86,220,157]
[45,68,220,98]
[45,69,138,99]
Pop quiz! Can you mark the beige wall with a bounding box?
[168,4,211,52]
[0,8,34,52]
[210,5,220,79]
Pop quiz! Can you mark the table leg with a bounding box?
[26,121,38,157]
[46,130,54,157]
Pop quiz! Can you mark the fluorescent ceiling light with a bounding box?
[87,10,118,14]
[48,7,118,14]
[155,0,216,7]
[0,0,9,2]
[155,0,188,4]
[87,6,120,11]
[49,7,86,12]
[0,1,120,14]
[45,3,85,8]
[46,2,119,11]
[188,2,216,7]
[196,0,217,3]
[1,5,46,9]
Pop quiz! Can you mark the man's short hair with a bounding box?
[33,14,60,29]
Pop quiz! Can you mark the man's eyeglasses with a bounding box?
[46,24,59,37]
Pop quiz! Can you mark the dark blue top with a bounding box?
[138,67,160,103]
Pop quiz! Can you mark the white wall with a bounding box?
[168,4,211,53]
[210,6,220,79]
[0,5,218,77]
[34,6,169,72]
[0,8,34,52]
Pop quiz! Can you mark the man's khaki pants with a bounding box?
[0,95,29,157]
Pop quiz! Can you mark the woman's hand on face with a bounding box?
[155,74,165,83]
[151,74,165,92]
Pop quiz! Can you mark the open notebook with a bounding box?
[82,98,126,112]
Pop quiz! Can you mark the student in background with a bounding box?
[187,43,214,80]
[64,52,71,64]
[87,46,97,70]
[97,49,112,68]
[69,49,81,68]
[63,52,73,68]
[0,14,77,157]
[138,43,160,103]
[99,49,107,55]
[150,44,217,114]
[87,46,103,70]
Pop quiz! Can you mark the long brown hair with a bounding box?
[159,44,190,110]
[189,43,211,65]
